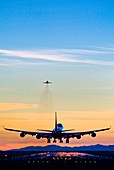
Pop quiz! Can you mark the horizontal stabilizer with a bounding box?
[37,129,53,132]
[62,129,75,132]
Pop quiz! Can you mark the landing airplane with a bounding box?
[43,80,52,84]
[4,112,110,143]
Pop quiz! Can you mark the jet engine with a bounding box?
[20,132,25,138]
[91,132,96,137]
[36,134,41,139]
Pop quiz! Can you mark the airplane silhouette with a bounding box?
[4,112,110,143]
[43,80,52,84]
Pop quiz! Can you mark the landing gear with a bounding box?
[66,138,69,143]
[53,139,56,143]
[47,138,51,143]
[59,139,63,143]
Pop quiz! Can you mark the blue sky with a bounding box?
[0,0,114,149]
[1,0,114,49]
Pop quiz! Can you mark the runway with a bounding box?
[0,151,114,169]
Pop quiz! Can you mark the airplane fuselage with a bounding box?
[43,80,52,84]
[52,130,63,139]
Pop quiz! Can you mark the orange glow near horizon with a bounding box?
[0,102,114,150]
[0,103,38,111]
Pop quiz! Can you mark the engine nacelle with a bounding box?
[20,132,25,138]
[36,134,41,139]
[91,132,96,138]
[76,135,81,139]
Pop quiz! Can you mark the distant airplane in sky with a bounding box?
[43,80,52,84]
[4,112,110,143]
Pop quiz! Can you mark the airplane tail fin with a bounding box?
[55,112,57,131]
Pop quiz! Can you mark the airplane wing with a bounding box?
[4,126,110,141]
[4,127,53,139]
[62,127,110,139]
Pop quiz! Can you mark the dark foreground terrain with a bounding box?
[0,151,114,170]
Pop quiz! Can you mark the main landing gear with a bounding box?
[59,139,63,143]
[66,138,69,143]
[47,138,51,143]
[53,139,56,143]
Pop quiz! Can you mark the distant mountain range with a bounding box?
[4,144,114,152]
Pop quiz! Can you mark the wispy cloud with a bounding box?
[0,49,76,62]
[0,103,38,112]
[0,48,114,66]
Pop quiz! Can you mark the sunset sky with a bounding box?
[0,0,114,150]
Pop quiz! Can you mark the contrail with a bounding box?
[38,86,53,114]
